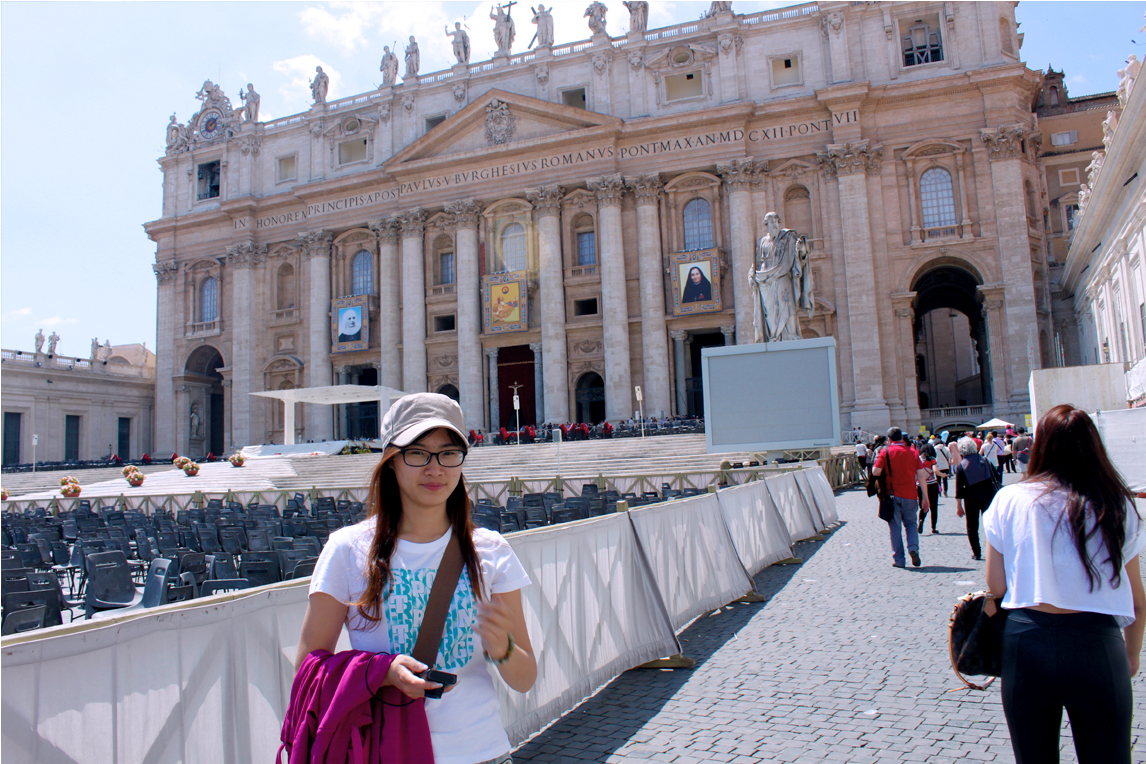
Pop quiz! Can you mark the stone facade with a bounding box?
[0,344,156,464]
[146,0,1053,455]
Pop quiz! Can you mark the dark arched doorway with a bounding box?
[575,372,606,424]
[497,345,536,429]
[184,345,225,457]
[911,266,992,419]
[437,384,460,401]
[346,366,379,440]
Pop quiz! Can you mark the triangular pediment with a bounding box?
[387,89,622,170]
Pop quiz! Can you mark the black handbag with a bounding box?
[948,591,1008,690]
[877,447,895,522]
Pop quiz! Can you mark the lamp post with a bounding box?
[635,385,645,438]
[509,381,523,445]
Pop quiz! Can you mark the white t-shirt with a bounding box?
[979,439,1001,467]
[310,522,531,764]
[854,442,868,460]
[983,482,1146,626]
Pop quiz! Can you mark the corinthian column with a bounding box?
[399,209,427,392]
[369,218,402,389]
[626,173,670,418]
[816,142,889,430]
[446,199,484,428]
[152,261,179,455]
[717,159,760,343]
[487,347,500,430]
[226,242,268,449]
[587,174,632,422]
[890,292,921,432]
[525,185,569,423]
[298,229,335,439]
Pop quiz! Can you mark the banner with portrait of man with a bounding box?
[669,249,722,316]
[331,295,370,353]
[483,272,528,334]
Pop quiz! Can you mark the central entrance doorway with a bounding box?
[346,366,379,440]
[574,371,605,424]
[686,331,726,417]
[497,345,536,429]
[185,345,225,458]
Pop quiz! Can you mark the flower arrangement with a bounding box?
[182,460,200,477]
[1,487,9,501]
[228,453,246,468]
[60,477,81,498]
[123,466,145,487]
[173,456,191,470]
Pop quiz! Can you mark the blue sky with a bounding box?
[1,1,1142,359]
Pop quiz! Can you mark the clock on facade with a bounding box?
[200,109,224,139]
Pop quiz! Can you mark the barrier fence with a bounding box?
[0,454,861,516]
[2,467,844,764]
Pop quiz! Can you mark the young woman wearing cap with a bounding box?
[295,392,537,764]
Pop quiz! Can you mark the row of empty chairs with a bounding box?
[472,483,707,534]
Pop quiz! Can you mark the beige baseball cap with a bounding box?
[380,392,467,448]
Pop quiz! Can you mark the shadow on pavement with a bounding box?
[511,523,845,762]
[909,565,976,574]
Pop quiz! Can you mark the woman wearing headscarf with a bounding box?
[681,266,712,303]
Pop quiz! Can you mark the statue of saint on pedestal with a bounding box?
[240,83,260,122]
[310,67,329,104]
[749,212,814,343]
[491,4,516,56]
[35,329,45,354]
[91,337,100,360]
[622,1,648,32]
[405,36,421,79]
[48,331,60,355]
[446,23,471,64]
[531,4,554,47]
[585,1,608,35]
[380,46,399,85]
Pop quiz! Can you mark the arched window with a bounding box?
[351,250,374,295]
[199,277,218,322]
[682,198,714,251]
[276,263,296,310]
[500,223,526,272]
[919,168,957,229]
[783,185,813,239]
[1048,86,1059,107]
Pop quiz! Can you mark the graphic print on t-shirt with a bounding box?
[384,568,477,670]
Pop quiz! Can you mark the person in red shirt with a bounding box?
[872,427,932,568]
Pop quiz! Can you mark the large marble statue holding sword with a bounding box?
[749,211,814,343]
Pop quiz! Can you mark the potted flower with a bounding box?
[228,453,246,468]
[60,477,81,498]
[121,465,137,478]
[173,456,191,470]
[123,466,145,487]
[182,460,200,477]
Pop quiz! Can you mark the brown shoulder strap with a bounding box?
[411,532,464,667]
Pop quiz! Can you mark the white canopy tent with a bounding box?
[251,385,406,444]
[976,417,1014,430]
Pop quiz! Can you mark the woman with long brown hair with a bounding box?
[984,404,1145,763]
[295,393,536,764]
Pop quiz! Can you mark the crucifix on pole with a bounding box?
[509,381,524,445]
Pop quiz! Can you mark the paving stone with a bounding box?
[512,475,1146,762]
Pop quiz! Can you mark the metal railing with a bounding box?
[922,405,991,420]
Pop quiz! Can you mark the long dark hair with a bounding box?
[354,429,484,624]
[1025,404,1137,590]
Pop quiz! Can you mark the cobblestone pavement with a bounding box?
[513,473,1146,763]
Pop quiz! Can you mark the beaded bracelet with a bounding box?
[484,633,515,665]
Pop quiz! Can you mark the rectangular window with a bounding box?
[338,138,368,165]
[573,298,598,316]
[277,155,297,183]
[434,314,456,333]
[562,88,587,109]
[665,71,704,102]
[118,417,131,459]
[1050,131,1078,147]
[771,55,801,87]
[439,252,455,285]
[3,412,21,466]
[1065,204,1079,231]
[425,115,446,132]
[577,231,597,266]
[197,161,221,200]
[901,17,944,67]
[65,415,80,462]
[1058,168,1080,186]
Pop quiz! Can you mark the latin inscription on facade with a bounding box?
[233,190,396,231]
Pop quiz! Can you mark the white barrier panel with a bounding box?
[806,466,840,525]
[791,470,826,531]
[1094,408,1146,493]
[496,514,679,746]
[1,581,309,764]
[627,494,753,633]
[715,480,794,576]
[765,473,819,541]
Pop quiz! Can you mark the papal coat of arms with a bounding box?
[484,99,517,146]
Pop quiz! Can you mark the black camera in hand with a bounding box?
[417,668,457,699]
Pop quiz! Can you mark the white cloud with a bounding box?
[273,55,343,106]
[37,316,78,327]
[1067,74,1089,88]
[4,307,32,319]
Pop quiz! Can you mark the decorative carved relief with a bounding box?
[240,137,261,156]
[445,199,482,228]
[402,93,416,113]
[592,52,610,75]
[453,82,467,102]
[536,65,549,84]
[398,209,426,236]
[227,242,268,269]
[153,261,179,283]
[484,99,517,145]
[628,51,643,70]
[295,229,334,260]
[717,159,761,190]
[816,142,883,179]
[434,354,458,369]
[572,339,603,355]
[378,103,391,124]
[525,185,564,217]
[369,218,400,244]
[979,124,1026,162]
[625,173,663,204]
[587,174,625,207]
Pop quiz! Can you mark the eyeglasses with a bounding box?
[398,447,466,468]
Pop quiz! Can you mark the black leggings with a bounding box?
[916,483,940,531]
[964,502,987,557]
[1001,609,1132,764]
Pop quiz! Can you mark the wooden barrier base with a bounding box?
[773,556,804,565]
[637,653,696,669]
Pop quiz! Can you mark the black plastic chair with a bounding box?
[14,543,45,570]
[196,527,222,554]
[1,550,23,570]
[201,578,251,596]
[291,537,321,558]
[247,528,272,552]
[524,507,549,529]
[1,604,47,635]
[290,558,318,579]
[83,551,143,618]
[2,569,30,597]
[166,584,195,603]
[210,553,240,580]
[551,509,579,525]
[25,571,82,620]
[4,587,65,628]
[177,553,208,586]
[239,560,281,588]
[279,549,311,578]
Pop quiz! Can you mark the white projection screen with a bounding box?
[701,337,841,453]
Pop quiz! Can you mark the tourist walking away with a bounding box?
[854,439,869,479]
[1011,426,1033,473]
[289,392,536,763]
[953,436,998,561]
[933,435,952,496]
[873,427,931,568]
[917,444,941,534]
[980,430,1003,483]
[985,404,1146,764]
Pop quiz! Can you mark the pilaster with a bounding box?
[153,260,179,455]
[226,242,267,449]
[486,347,500,431]
[587,174,632,422]
[890,291,921,433]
